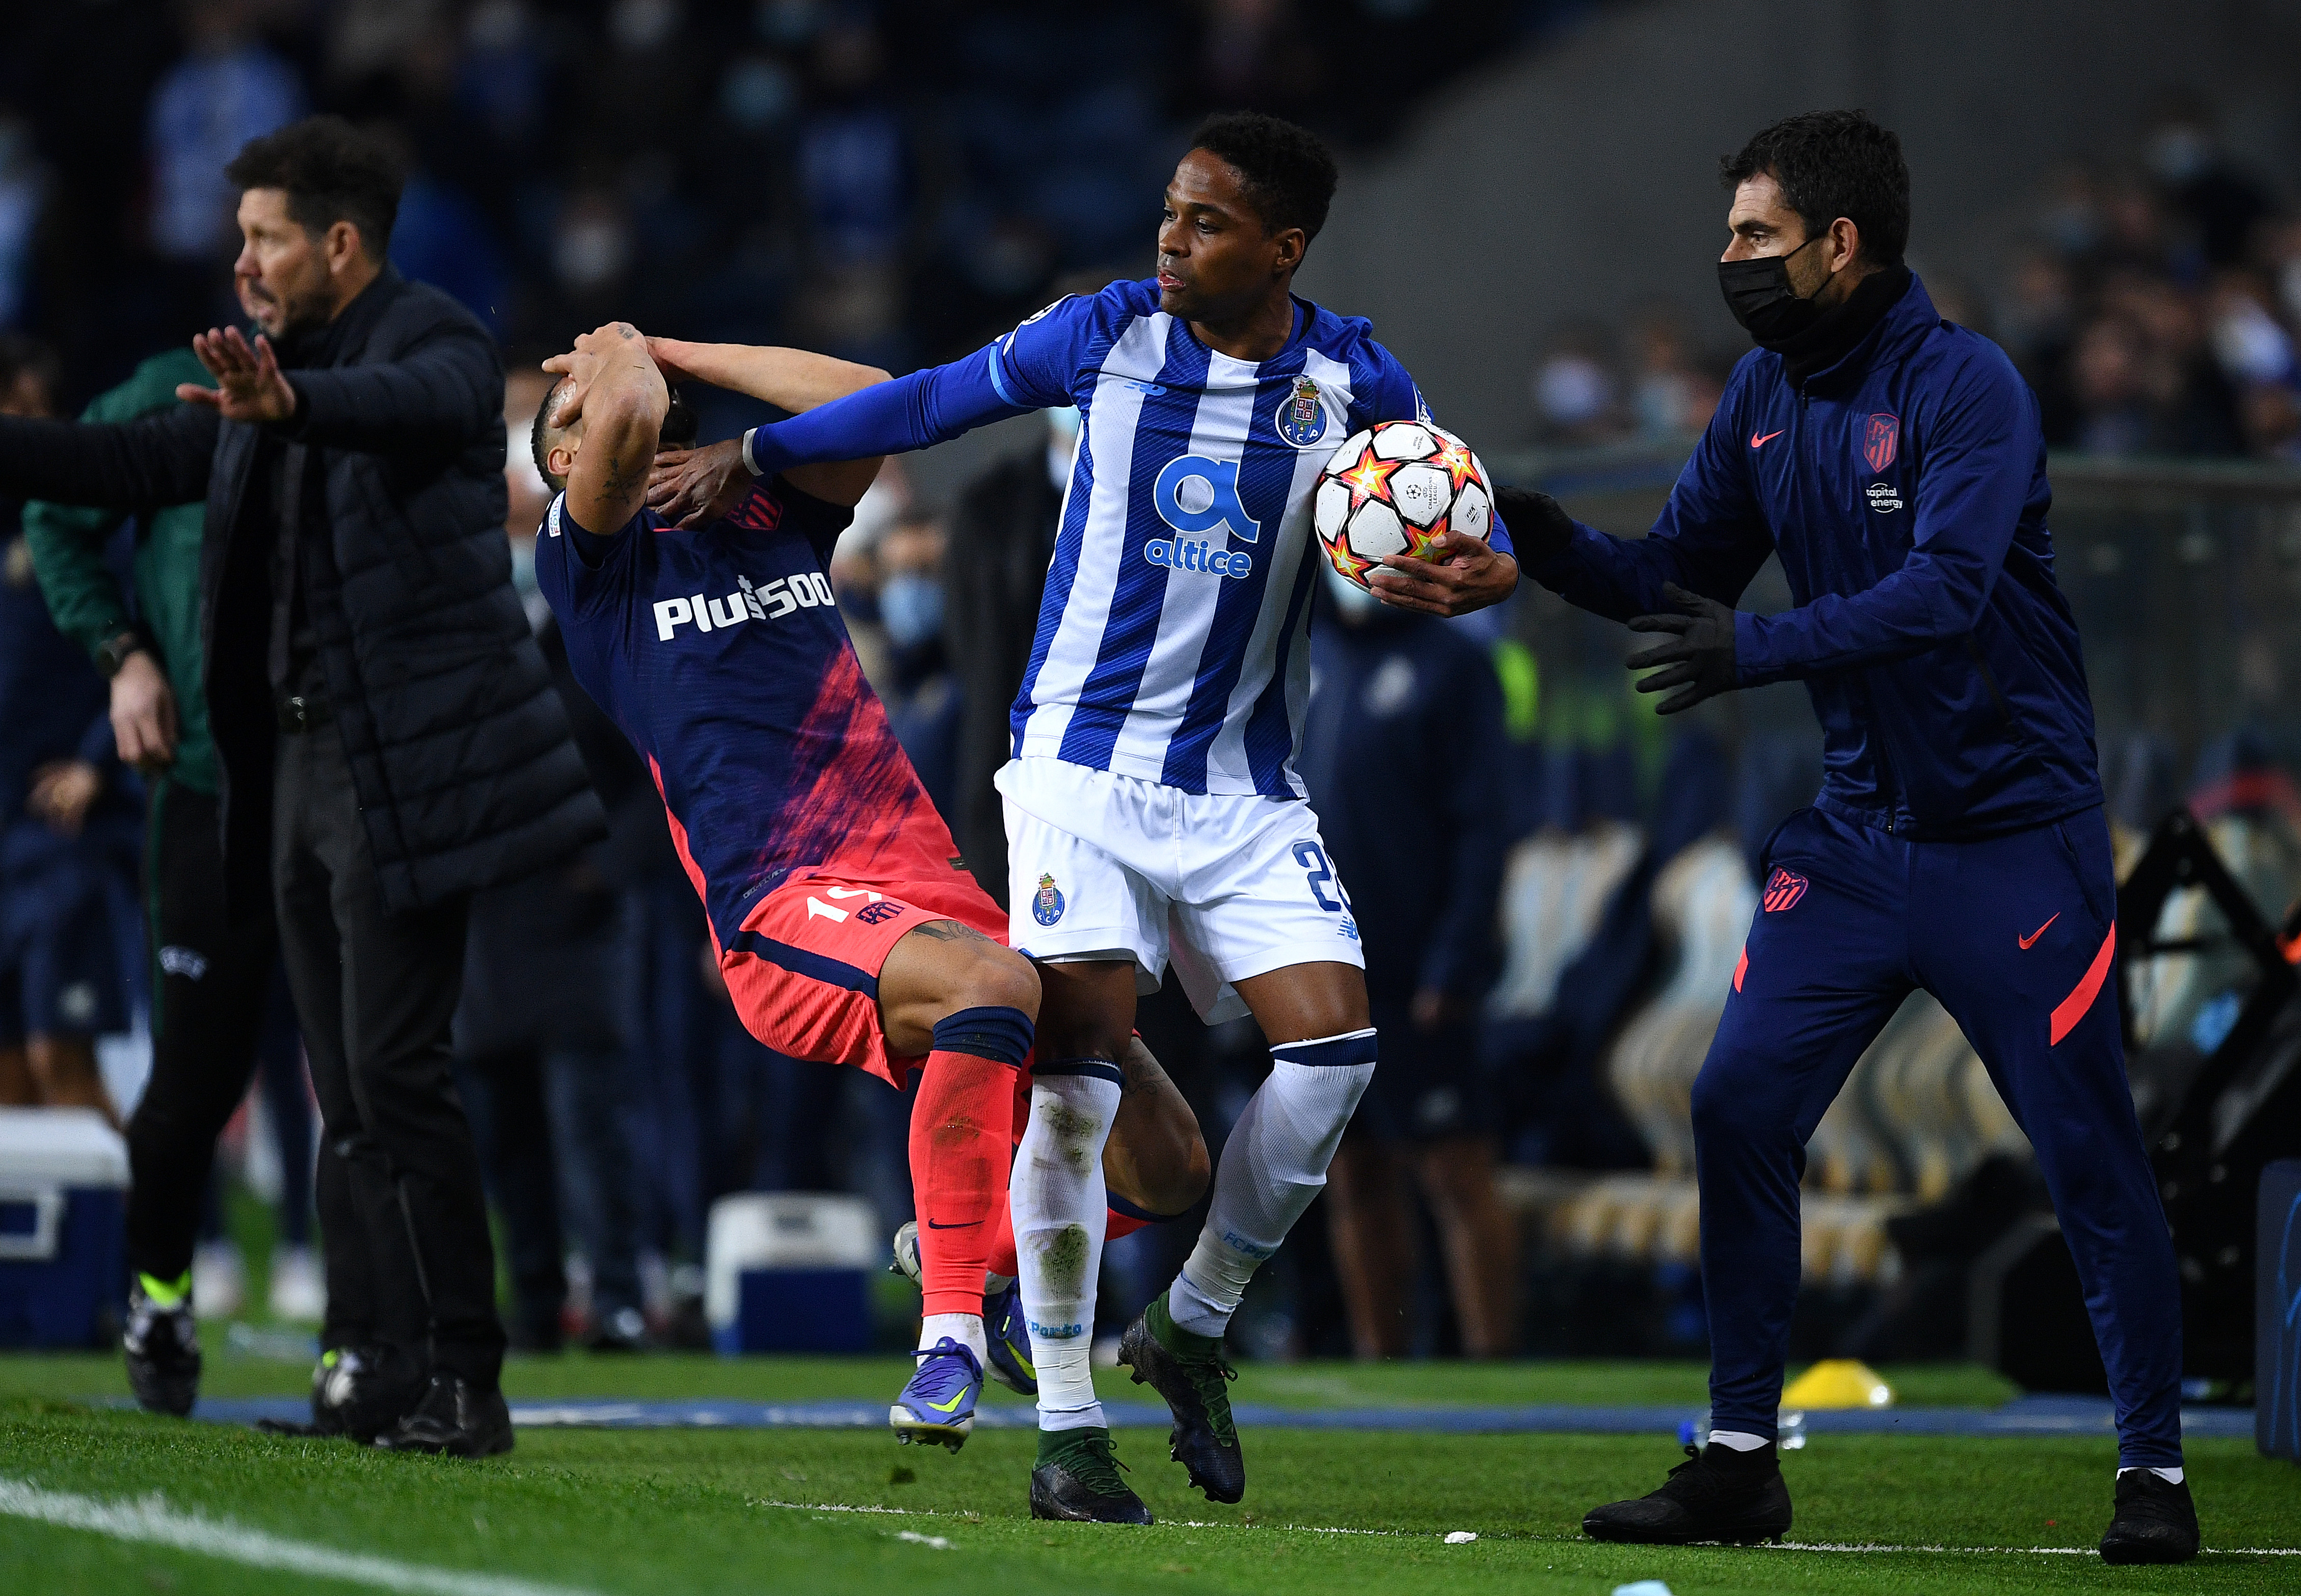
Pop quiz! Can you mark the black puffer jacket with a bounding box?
[0,269,601,914]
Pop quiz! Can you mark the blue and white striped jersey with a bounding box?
[994,278,1431,797]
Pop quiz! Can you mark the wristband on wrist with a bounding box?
[739,428,764,477]
[94,630,148,680]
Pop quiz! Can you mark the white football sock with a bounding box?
[2118,1466,2185,1484]
[918,1312,986,1368]
[1708,1430,1771,1451]
[1167,1030,1376,1339]
[1011,1068,1121,1431]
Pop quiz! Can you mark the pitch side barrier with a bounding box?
[1491,445,2301,782]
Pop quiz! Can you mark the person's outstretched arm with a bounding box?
[0,405,217,509]
[178,323,500,456]
[738,344,1028,482]
[641,339,895,515]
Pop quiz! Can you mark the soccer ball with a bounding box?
[1312,420,1494,589]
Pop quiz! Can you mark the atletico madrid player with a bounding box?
[1499,111,2196,1563]
[528,323,1206,1456]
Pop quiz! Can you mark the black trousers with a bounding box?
[272,723,504,1386]
[123,779,283,1285]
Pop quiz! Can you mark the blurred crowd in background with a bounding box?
[1529,94,2301,464]
[4,1,2300,1363]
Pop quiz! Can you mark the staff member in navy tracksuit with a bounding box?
[1481,111,2192,1563]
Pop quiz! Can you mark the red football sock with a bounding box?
[911,1051,1018,1319]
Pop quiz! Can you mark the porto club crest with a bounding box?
[1032,872,1065,926]
[1275,375,1328,448]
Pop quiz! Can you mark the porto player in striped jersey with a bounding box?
[528,323,1205,1459]
[650,114,1517,1522]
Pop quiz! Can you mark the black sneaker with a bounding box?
[2099,1470,2198,1564]
[309,1344,428,1442]
[122,1278,200,1417]
[1583,1443,1793,1545]
[1029,1426,1152,1525]
[1117,1294,1242,1504]
[374,1373,515,1458]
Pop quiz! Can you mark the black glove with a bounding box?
[1494,485,1574,563]
[1625,582,1738,714]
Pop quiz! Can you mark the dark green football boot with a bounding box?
[1117,1293,1243,1504]
[1028,1426,1152,1524]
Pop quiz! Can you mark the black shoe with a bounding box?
[2100,1470,2198,1564]
[1117,1295,1243,1504]
[122,1281,200,1417]
[1029,1427,1152,1524]
[582,1306,651,1353]
[374,1373,515,1457]
[310,1344,427,1443]
[1583,1443,1793,1545]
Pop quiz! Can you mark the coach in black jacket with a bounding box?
[0,120,600,1454]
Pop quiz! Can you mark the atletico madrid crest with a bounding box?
[1862,413,1899,474]
[1762,867,1809,913]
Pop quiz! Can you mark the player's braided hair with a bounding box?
[1189,112,1339,244]
[1721,110,1911,269]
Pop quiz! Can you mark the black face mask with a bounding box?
[1717,232,1831,342]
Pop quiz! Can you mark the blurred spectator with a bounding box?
[0,333,131,1128]
[2142,91,2275,271]
[1622,305,1721,441]
[873,507,959,820]
[1529,323,1623,445]
[147,1,303,264]
[0,108,48,329]
[1302,570,1516,1358]
[942,409,1074,905]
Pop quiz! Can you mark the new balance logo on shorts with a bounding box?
[1762,868,1809,913]
[653,569,838,640]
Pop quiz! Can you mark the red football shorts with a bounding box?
[719,866,1011,1087]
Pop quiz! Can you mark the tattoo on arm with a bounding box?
[912,919,996,945]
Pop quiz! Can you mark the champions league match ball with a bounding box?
[1312,419,1495,589]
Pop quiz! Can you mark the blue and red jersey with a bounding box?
[534,475,966,954]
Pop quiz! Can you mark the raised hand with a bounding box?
[1625,582,1740,714]
[541,322,653,429]
[176,326,298,423]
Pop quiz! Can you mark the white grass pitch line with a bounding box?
[752,1501,2301,1557]
[0,1478,603,1596]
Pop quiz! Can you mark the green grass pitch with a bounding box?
[2,1352,2295,1594]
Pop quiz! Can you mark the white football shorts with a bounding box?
[997,756,1364,1024]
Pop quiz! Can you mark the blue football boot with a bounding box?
[982,1280,1038,1396]
[891,1338,982,1452]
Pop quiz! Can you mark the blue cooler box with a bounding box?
[0,1107,128,1348]
[2261,1158,2301,1461]
[706,1192,878,1354]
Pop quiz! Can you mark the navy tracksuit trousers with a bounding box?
[1697,803,2182,1467]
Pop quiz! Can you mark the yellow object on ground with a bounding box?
[1783,1358,1895,1408]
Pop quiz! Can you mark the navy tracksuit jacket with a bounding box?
[1530,274,2181,1465]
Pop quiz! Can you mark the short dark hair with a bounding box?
[1188,112,1339,243]
[224,115,404,257]
[531,375,574,490]
[1721,110,1910,269]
